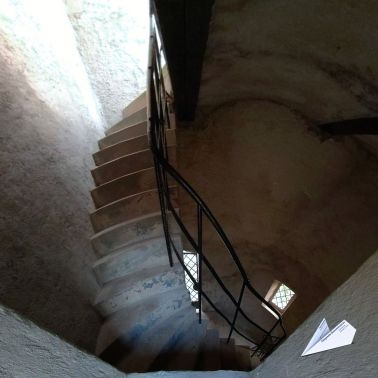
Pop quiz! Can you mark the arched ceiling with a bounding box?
[199,0,378,126]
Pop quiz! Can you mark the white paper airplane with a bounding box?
[301,319,356,356]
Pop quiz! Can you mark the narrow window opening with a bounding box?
[263,280,296,317]
[183,251,199,303]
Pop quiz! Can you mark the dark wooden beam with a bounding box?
[153,0,214,121]
[318,118,378,135]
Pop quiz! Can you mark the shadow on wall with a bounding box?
[0,46,102,351]
[178,100,378,341]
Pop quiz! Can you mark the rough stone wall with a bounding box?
[64,0,149,127]
[250,249,378,378]
[0,304,125,378]
[0,0,105,351]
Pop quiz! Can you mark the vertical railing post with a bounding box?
[197,204,203,324]
[149,34,173,268]
[148,10,286,352]
[227,281,246,343]
[251,319,280,359]
[154,156,173,267]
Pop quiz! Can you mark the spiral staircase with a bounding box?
[89,89,256,373]
[85,2,290,371]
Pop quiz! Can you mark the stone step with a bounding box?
[220,338,237,370]
[117,305,196,373]
[197,329,221,371]
[94,264,186,316]
[122,91,146,120]
[204,309,257,349]
[234,345,252,371]
[90,167,157,208]
[99,120,147,149]
[161,319,208,371]
[90,188,178,233]
[93,135,149,166]
[106,107,147,136]
[91,212,180,257]
[92,129,176,166]
[92,149,152,186]
[96,287,191,357]
[93,235,182,285]
[91,147,176,186]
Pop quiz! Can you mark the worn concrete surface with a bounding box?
[65,0,149,127]
[250,249,378,378]
[0,0,105,351]
[178,100,378,338]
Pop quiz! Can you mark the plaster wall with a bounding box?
[177,100,378,340]
[64,0,149,127]
[200,0,378,124]
[0,0,105,350]
[250,249,378,378]
[175,0,378,343]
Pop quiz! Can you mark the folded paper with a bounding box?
[302,319,356,356]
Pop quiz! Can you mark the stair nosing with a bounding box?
[92,234,181,269]
[92,148,152,172]
[91,148,155,186]
[94,263,184,305]
[122,92,146,118]
[90,166,155,192]
[117,305,195,372]
[93,128,176,166]
[103,117,147,140]
[90,210,180,258]
[90,188,163,215]
[90,211,164,241]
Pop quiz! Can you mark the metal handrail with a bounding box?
[147,8,286,359]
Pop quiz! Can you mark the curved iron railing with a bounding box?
[147,10,286,359]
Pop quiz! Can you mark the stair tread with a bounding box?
[99,120,147,149]
[94,264,186,316]
[117,305,196,373]
[91,211,179,257]
[91,148,154,186]
[92,235,182,284]
[95,263,185,304]
[94,147,151,168]
[122,91,146,120]
[93,134,149,166]
[92,147,177,187]
[234,345,252,371]
[90,167,157,208]
[105,107,147,136]
[90,188,178,233]
[93,128,176,166]
[149,318,208,372]
[220,338,238,370]
[197,328,221,371]
[96,287,191,356]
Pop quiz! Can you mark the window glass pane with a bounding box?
[183,251,198,302]
[271,283,295,310]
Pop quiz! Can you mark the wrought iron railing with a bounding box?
[147,9,286,359]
